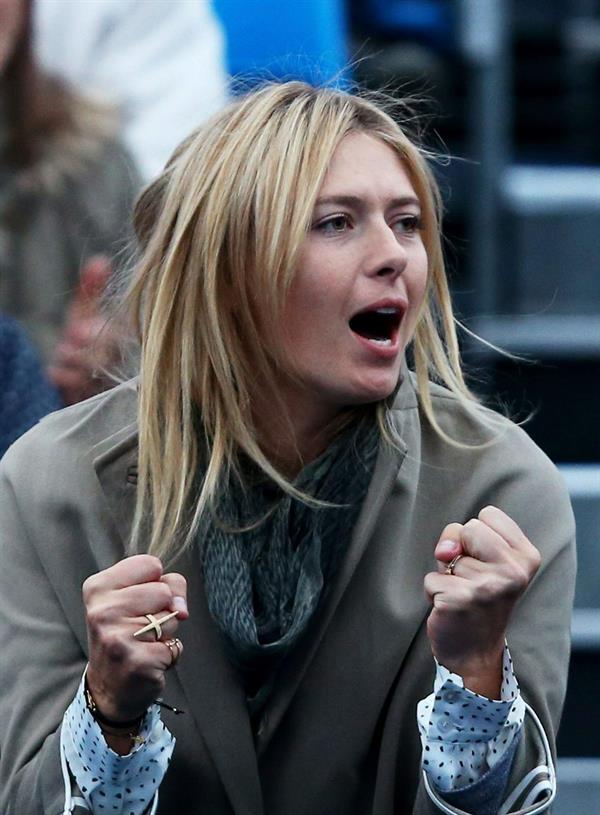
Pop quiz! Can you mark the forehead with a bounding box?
[318,131,418,201]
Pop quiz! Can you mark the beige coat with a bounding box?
[0,375,575,814]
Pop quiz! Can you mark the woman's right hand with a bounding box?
[83,555,188,724]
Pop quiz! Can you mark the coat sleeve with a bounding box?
[0,460,89,814]
[412,429,576,814]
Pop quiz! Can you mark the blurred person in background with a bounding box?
[34,0,229,181]
[0,0,140,404]
[0,311,59,457]
[0,82,575,815]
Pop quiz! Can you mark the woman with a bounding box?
[0,0,139,402]
[0,82,575,815]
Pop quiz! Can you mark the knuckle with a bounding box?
[528,546,542,574]
[82,574,100,603]
[145,555,164,573]
[478,505,497,522]
[463,518,482,538]
[474,575,498,604]
[129,651,161,685]
[462,583,478,606]
[504,562,530,593]
[155,582,173,606]
[461,520,480,549]
[129,553,163,579]
[514,563,532,589]
[102,630,127,662]
[86,603,111,632]
[432,595,450,611]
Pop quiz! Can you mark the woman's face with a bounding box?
[0,0,24,74]
[278,131,428,427]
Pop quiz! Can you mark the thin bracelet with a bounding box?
[84,679,186,725]
[84,679,143,730]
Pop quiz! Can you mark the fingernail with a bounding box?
[172,596,187,614]
[437,539,458,557]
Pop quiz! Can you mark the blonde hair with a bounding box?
[124,81,482,562]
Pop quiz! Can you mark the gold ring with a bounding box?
[445,554,464,576]
[133,610,179,639]
[164,637,183,667]
[145,613,162,640]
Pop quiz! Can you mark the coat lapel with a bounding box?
[168,544,264,814]
[257,373,423,754]
[93,422,139,549]
[94,421,264,815]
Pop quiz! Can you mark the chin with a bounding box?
[345,377,400,406]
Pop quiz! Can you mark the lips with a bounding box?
[348,301,405,347]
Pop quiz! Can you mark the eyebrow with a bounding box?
[314,194,421,210]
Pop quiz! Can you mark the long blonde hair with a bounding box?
[125,81,480,562]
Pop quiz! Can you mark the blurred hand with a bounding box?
[84,554,188,725]
[48,255,120,405]
[424,506,541,697]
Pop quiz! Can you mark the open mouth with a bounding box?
[349,306,403,346]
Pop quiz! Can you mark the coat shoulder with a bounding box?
[426,379,562,478]
[0,380,138,486]
[396,378,573,529]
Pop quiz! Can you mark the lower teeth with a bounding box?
[369,337,391,346]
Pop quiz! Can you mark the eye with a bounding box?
[314,214,352,234]
[393,214,423,235]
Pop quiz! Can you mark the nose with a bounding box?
[364,219,408,280]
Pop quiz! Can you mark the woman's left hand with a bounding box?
[424,505,541,698]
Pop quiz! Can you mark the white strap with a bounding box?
[60,723,92,812]
[523,781,554,809]
[498,765,550,814]
[59,723,73,815]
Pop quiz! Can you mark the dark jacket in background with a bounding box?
[0,313,60,458]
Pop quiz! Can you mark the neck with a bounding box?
[253,392,344,479]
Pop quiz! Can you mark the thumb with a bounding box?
[434,522,464,568]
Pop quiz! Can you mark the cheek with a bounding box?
[408,248,429,309]
[285,256,345,332]
[402,251,429,340]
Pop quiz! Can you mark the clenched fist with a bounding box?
[84,555,188,728]
[424,506,541,698]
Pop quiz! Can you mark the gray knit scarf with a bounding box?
[198,413,380,700]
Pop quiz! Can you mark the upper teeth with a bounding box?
[373,307,399,315]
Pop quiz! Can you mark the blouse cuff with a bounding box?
[417,644,525,793]
[61,670,174,814]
